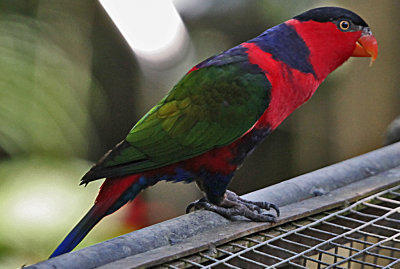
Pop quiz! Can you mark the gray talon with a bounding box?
[186,197,207,213]
[186,190,279,222]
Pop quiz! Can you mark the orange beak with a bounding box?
[352,33,378,65]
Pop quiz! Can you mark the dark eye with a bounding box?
[339,20,351,31]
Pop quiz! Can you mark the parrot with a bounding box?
[49,6,378,258]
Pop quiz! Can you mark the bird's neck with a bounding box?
[286,19,361,81]
[242,41,320,130]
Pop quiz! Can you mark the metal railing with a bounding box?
[27,142,400,269]
[160,185,400,268]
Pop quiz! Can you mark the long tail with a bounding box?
[49,202,109,258]
[49,175,144,258]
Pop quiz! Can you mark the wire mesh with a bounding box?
[156,185,400,269]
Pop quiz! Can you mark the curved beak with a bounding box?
[352,29,378,65]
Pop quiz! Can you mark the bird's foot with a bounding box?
[186,190,279,222]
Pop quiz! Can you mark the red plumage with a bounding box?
[49,7,378,259]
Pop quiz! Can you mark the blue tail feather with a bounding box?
[49,205,104,258]
[49,179,146,258]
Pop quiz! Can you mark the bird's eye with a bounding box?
[339,20,351,31]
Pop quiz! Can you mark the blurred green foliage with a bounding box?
[0,1,107,267]
[0,15,94,157]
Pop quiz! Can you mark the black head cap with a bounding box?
[293,7,368,27]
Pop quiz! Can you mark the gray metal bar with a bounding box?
[209,186,400,269]
[243,142,400,204]
[26,142,400,269]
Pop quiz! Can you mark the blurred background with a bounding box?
[0,0,398,267]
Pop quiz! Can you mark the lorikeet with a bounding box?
[50,6,378,258]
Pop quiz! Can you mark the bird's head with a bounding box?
[288,7,378,80]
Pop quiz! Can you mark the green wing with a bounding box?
[82,60,271,183]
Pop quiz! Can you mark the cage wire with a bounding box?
[156,184,400,269]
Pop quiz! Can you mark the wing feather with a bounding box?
[81,52,271,183]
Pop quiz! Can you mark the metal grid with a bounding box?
[157,185,400,269]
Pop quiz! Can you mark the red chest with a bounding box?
[242,42,320,130]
